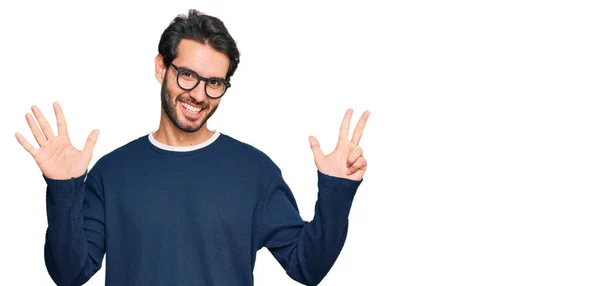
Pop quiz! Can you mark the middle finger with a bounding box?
[31,105,55,140]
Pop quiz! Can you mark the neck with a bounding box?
[153,110,214,147]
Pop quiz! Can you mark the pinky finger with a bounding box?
[15,132,38,156]
[347,157,367,175]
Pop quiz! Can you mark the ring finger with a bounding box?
[26,113,47,146]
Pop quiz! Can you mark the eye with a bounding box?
[208,79,223,88]
[181,71,194,79]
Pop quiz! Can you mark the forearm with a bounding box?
[285,172,362,285]
[44,172,103,285]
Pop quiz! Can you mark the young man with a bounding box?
[15,9,369,286]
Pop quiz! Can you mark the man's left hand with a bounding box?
[309,108,370,181]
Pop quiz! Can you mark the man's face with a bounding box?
[158,39,230,133]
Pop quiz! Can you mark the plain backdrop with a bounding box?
[1,0,599,285]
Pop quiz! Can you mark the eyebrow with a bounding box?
[177,64,226,80]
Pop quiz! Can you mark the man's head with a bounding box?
[155,9,240,133]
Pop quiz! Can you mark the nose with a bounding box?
[188,80,208,102]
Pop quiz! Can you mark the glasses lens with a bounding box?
[177,71,199,90]
[206,79,227,98]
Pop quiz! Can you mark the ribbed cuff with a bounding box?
[43,171,87,207]
[317,170,362,201]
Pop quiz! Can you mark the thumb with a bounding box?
[82,129,100,156]
[309,136,325,162]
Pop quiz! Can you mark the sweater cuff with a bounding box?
[317,170,362,200]
[43,171,87,207]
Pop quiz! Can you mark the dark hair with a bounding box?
[158,9,240,81]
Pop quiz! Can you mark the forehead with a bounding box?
[175,39,230,78]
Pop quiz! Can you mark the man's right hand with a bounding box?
[15,102,100,180]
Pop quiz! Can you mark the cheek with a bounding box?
[166,86,182,102]
[164,76,180,96]
[209,99,221,108]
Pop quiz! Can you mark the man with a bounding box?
[15,9,369,286]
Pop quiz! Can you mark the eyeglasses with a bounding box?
[170,63,231,99]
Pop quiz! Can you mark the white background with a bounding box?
[1,0,599,285]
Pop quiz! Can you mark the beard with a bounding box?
[161,76,219,133]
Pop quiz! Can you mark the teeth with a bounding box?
[181,102,202,113]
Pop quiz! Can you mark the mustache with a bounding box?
[177,95,209,109]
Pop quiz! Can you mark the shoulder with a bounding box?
[217,133,281,174]
[88,134,148,176]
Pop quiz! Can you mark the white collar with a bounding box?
[148,130,220,152]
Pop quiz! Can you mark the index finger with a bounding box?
[53,102,69,137]
[338,108,354,142]
[351,110,370,146]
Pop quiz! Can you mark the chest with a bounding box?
[104,173,260,243]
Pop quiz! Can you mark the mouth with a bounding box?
[179,101,205,119]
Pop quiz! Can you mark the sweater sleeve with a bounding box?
[43,171,106,286]
[258,170,362,286]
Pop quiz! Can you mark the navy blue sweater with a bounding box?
[43,132,361,285]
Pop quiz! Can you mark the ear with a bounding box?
[155,54,166,84]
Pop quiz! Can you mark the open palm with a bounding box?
[15,102,100,180]
[309,108,370,181]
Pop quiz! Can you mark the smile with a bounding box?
[180,101,203,115]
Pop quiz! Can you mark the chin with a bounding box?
[176,119,206,133]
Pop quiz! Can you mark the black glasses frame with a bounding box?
[170,63,231,99]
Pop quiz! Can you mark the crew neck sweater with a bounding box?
[43,131,362,286]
